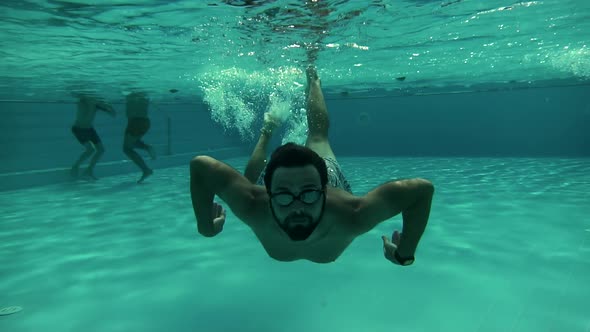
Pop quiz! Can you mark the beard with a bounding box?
[279,214,319,241]
[269,195,326,242]
[283,219,319,241]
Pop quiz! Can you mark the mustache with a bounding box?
[284,220,318,241]
[285,214,313,223]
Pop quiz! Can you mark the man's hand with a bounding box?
[105,105,116,117]
[211,202,226,236]
[96,102,116,117]
[381,230,405,265]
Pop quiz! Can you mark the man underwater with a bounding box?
[190,66,434,266]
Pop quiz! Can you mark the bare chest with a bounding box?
[75,108,97,127]
[252,223,354,263]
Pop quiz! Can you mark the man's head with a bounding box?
[264,143,328,241]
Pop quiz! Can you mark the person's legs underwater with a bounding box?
[71,141,94,178]
[304,66,353,194]
[71,126,104,180]
[244,65,337,182]
[123,117,155,183]
[123,133,153,183]
[304,66,336,161]
[244,112,281,184]
[84,142,105,179]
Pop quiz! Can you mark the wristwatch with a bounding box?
[394,250,415,266]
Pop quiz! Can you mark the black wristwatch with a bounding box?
[394,250,415,266]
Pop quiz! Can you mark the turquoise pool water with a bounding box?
[1,156,588,332]
[1,1,588,330]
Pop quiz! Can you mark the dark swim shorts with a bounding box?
[257,157,353,194]
[71,126,101,145]
[125,117,151,137]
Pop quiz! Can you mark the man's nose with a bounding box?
[290,200,306,213]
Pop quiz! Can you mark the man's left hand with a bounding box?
[382,230,403,265]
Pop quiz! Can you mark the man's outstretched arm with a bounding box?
[354,178,434,257]
[96,101,116,117]
[190,156,263,237]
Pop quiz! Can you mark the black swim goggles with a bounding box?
[270,189,324,207]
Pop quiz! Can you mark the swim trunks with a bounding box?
[257,157,352,194]
[71,126,101,145]
[125,117,151,137]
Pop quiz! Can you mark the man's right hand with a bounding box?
[211,202,226,236]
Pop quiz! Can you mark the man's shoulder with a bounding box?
[325,187,362,225]
[241,185,271,227]
[326,186,359,204]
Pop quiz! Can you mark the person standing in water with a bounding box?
[123,92,156,183]
[70,94,116,180]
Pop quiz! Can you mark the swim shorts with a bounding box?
[71,126,101,145]
[125,117,151,137]
[257,157,352,194]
